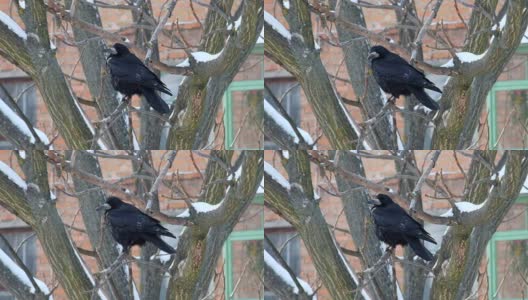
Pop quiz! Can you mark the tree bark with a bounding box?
[431,151,528,299]
[166,1,263,149]
[265,151,363,299]
[334,151,397,299]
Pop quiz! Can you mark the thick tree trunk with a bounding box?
[335,151,397,299]
[167,151,263,300]
[21,151,98,300]
[64,0,131,149]
[70,151,132,300]
[431,151,528,299]
[265,151,363,299]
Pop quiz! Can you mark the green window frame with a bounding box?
[487,45,528,149]
[487,194,528,299]
[223,44,264,150]
[223,194,264,300]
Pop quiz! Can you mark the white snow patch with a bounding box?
[337,97,372,150]
[191,50,223,62]
[264,162,290,190]
[441,201,485,217]
[283,0,290,9]
[177,200,223,218]
[0,98,39,143]
[177,50,223,67]
[442,51,487,67]
[264,99,314,145]
[0,161,26,190]
[18,0,26,9]
[0,249,52,297]
[264,11,291,40]
[73,96,107,150]
[34,128,50,145]
[69,237,108,300]
[264,250,314,296]
[0,11,27,40]
[332,235,372,300]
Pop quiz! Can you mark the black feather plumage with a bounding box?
[106,43,172,114]
[98,196,176,254]
[368,45,442,111]
[369,194,437,261]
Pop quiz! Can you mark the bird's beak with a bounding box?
[96,203,111,211]
[367,198,381,206]
[367,51,379,60]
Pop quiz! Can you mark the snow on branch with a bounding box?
[0,98,49,147]
[441,201,485,217]
[177,201,223,218]
[441,51,487,68]
[0,248,51,297]
[0,11,27,40]
[264,250,314,296]
[264,11,291,40]
[176,50,224,67]
[0,161,27,190]
[264,162,290,190]
[264,98,314,146]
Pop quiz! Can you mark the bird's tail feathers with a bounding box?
[141,88,170,114]
[144,235,176,254]
[407,238,434,261]
[420,231,437,244]
[157,83,173,96]
[410,87,440,111]
[425,82,442,94]
[158,226,176,238]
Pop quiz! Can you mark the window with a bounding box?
[224,194,263,300]
[487,45,528,149]
[0,79,37,149]
[264,79,301,150]
[224,45,264,150]
[0,229,37,299]
[263,228,301,300]
[487,195,528,299]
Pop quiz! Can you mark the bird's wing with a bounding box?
[107,209,161,234]
[110,54,172,95]
[373,206,425,234]
[373,60,429,88]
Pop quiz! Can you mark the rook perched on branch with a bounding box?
[97,196,176,254]
[105,43,173,114]
[368,194,437,261]
[368,46,442,111]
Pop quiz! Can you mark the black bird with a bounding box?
[368,45,442,111]
[368,194,437,261]
[96,196,176,254]
[106,43,172,114]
